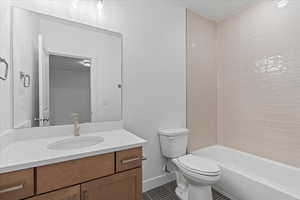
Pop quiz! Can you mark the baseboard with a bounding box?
[143,172,176,192]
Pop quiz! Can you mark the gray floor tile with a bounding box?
[143,193,152,200]
[147,186,176,200]
[144,182,230,200]
[163,181,177,193]
[212,189,231,200]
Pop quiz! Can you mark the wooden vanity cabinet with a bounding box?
[116,147,143,172]
[36,153,115,194]
[81,168,142,200]
[1,147,142,200]
[26,185,80,200]
[0,168,34,200]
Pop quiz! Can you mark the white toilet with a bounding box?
[158,129,221,200]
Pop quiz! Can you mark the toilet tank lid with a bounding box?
[158,128,189,136]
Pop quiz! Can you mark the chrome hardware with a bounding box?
[0,57,9,81]
[121,156,147,164]
[142,156,147,161]
[34,118,49,122]
[20,71,31,88]
[24,74,30,87]
[0,184,24,194]
[163,164,171,173]
[121,157,141,164]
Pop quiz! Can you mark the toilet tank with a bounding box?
[158,128,189,158]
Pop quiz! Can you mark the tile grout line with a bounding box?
[145,192,153,200]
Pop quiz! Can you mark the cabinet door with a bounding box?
[26,185,80,200]
[36,153,114,194]
[81,168,142,200]
[0,168,34,200]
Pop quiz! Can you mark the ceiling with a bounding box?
[182,0,261,21]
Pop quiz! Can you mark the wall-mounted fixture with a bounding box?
[20,71,31,88]
[274,0,289,8]
[0,57,9,81]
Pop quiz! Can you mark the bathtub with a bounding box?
[193,145,300,200]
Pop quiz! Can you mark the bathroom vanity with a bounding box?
[0,129,146,200]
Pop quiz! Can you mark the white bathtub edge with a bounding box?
[193,145,300,200]
[207,145,300,172]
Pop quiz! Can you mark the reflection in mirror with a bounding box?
[12,7,122,129]
[49,55,91,126]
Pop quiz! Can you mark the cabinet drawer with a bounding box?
[0,168,34,200]
[26,185,80,200]
[36,153,115,194]
[116,147,142,172]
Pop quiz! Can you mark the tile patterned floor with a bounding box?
[143,181,231,200]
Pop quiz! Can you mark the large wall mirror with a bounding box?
[12,7,122,129]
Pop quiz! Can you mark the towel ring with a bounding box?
[0,57,9,81]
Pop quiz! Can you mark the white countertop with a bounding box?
[0,129,146,174]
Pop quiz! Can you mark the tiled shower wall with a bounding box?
[187,10,218,151]
[217,0,300,168]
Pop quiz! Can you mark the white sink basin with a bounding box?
[47,136,104,151]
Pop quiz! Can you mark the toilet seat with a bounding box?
[176,154,221,176]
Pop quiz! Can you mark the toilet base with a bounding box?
[189,184,213,200]
[175,185,188,200]
[175,184,213,200]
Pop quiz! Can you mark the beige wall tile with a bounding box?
[187,10,218,150]
[218,0,300,168]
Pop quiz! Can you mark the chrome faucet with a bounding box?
[72,113,80,137]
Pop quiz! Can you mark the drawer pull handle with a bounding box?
[121,157,141,164]
[0,184,24,194]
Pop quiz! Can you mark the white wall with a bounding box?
[12,8,39,128]
[0,0,11,134]
[9,0,186,189]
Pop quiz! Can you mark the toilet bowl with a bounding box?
[158,129,221,200]
[173,154,221,200]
